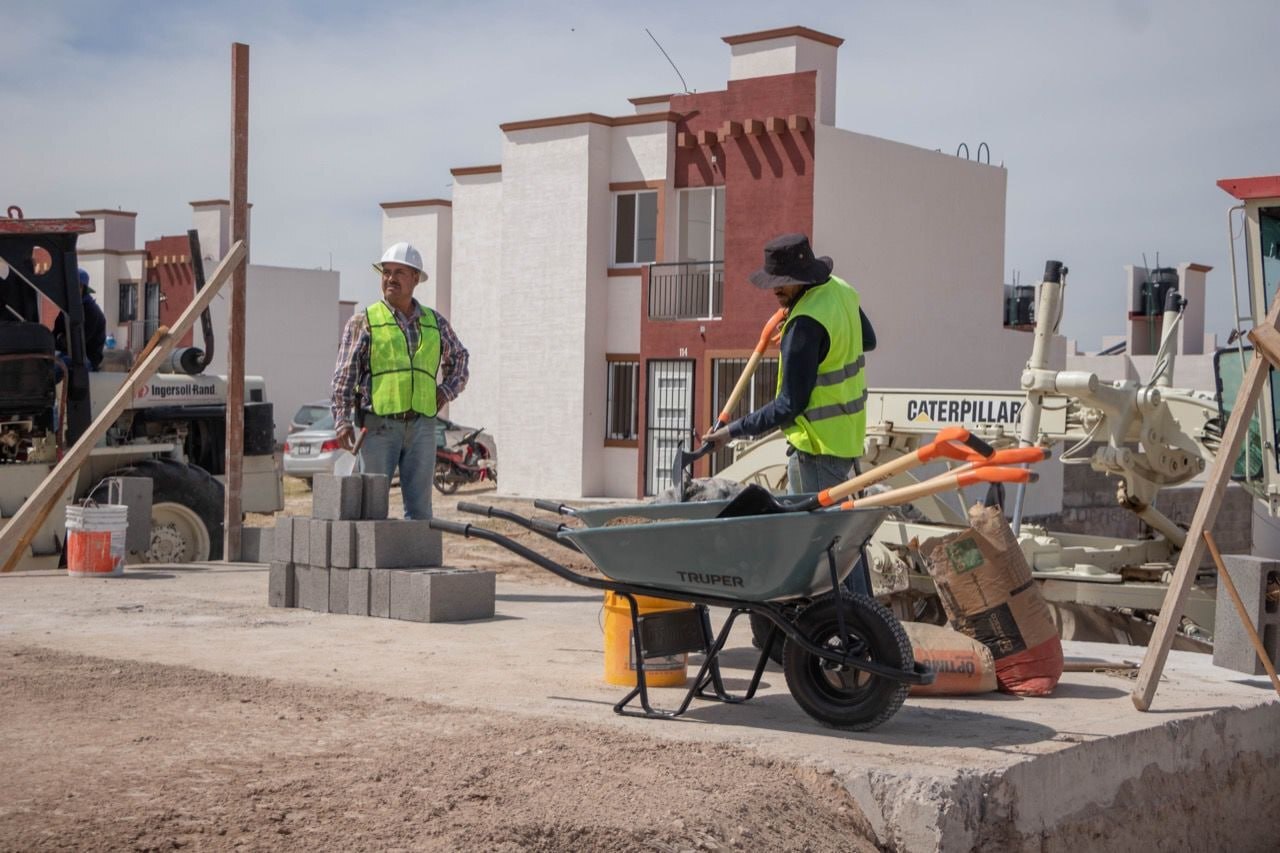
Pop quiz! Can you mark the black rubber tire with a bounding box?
[750,610,789,665]
[96,458,224,561]
[782,590,913,731]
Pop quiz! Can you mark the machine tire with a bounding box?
[782,590,913,731]
[98,458,224,562]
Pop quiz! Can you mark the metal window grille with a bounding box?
[647,261,723,320]
[709,356,778,475]
[143,281,160,340]
[118,281,137,322]
[606,359,639,441]
[644,359,694,495]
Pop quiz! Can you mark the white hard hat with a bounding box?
[373,242,427,282]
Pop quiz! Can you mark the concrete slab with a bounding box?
[309,520,332,569]
[312,474,363,521]
[240,526,274,564]
[329,521,356,569]
[348,568,370,617]
[113,476,153,559]
[267,561,294,608]
[1214,555,1280,675]
[354,520,440,568]
[272,517,295,563]
[1,565,1277,852]
[361,474,389,520]
[294,565,328,612]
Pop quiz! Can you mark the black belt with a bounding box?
[372,411,421,421]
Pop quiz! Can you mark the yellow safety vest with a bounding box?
[367,301,440,417]
[778,275,866,457]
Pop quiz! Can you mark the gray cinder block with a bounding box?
[268,561,296,608]
[354,520,441,568]
[425,569,496,623]
[273,517,296,563]
[329,521,356,568]
[387,567,496,623]
[114,476,153,558]
[309,520,332,568]
[292,518,311,566]
[241,526,274,563]
[361,474,390,520]
[313,474,363,520]
[296,565,330,612]
[370,568,392,618]
[389,569,432,622]
[1213,555,1280,675]
[329,566,352,614]
[348,568,371,616]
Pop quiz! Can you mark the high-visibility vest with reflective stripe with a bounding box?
[367,301,441,417]
[778,275,867,458]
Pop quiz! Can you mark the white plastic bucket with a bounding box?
[65,504,128,577]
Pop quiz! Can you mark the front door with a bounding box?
[645,359,693,495]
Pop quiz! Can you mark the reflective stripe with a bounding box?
[813,353,865,388]
[804,387,868,422]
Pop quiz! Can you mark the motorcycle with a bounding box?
[434,426,496,494]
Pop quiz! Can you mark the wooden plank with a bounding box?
[1247,322,1280,369]
[223,42,250,562]
[1132,291,1280,709]
[0,242,246,572]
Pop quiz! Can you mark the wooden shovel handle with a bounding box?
[844,466,1033,509]
[818,426,992,505]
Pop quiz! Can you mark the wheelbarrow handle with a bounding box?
[429,518,472,537]
[456,501,495,518]
[533,498,576,516]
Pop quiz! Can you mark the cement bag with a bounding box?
[901,621,997,696]
[922,504,1063,696]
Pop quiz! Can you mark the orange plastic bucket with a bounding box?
[602,591,692,687]
[66,530,115,575]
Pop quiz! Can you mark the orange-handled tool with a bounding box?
[840,466,1036,510]
[672,307,788,497]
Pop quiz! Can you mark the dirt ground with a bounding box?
[1,480,880,852]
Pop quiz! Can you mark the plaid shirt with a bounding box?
[331,299,469,431]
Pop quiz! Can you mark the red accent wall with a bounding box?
[144,235,196,348]
[635,72,817,492]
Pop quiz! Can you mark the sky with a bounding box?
[3,0,1278,350]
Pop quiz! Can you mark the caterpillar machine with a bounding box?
[718,175,1280,641]
[0,211,284,569]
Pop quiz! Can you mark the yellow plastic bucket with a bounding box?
[602,591,692,687]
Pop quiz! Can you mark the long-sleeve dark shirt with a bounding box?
[728,308,875,439]
[52,293,106,371]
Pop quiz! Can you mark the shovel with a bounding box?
[670,307,787,500]
[717,426,995,518]
[836,465,1037,510]
[332,426,368,477]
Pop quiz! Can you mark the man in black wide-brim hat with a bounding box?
[702,232,875,493]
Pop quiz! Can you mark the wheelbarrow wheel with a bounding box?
[782,590,913,731]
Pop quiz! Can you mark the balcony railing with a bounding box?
[648,260,723,321]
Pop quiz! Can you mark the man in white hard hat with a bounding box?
[330,242,470,519]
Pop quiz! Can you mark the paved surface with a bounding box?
[3,564,1278,851]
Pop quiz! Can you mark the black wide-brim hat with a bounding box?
[749,233,833,288]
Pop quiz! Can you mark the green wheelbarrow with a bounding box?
[431,503,932,731]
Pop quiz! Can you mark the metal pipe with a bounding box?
[1012,260,1065,535]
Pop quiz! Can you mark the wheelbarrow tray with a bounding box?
[560,507,887,602]
[568,494,813,528]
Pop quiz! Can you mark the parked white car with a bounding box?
[282,413,343,481]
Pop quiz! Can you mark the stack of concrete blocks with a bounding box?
[1212,555,1280,675]
[268,473,495,623]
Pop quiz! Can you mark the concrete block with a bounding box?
[329,566,352,615]
[388,569,432,622]
[361,474,390,520]
[348,568,371,616]
[354,520,440,568]
[309,520,332,568]
[114,476,153,558]
[1213,555,1280,675]
[425,568,496,623]
[329,521,356,568]
[387,567,496,623]
[268,561,295,608]
[296,565,330,613]
[273,517,296,563]
[313,474,363,520]
[370,568,392,618]
[241,526,274,563]
[292,519,311,566]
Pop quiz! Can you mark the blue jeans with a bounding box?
[786,449,859,495]
[359,413,437,520]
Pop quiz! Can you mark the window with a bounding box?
[118,282,138,321]
[678,187,725,263]
[709,355,778,475]
[143,281,160,340]
[613,191,657,265]
[605,357,639,443]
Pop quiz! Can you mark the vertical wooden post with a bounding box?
[224,42,249,562]
[1132,291,1280,710]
